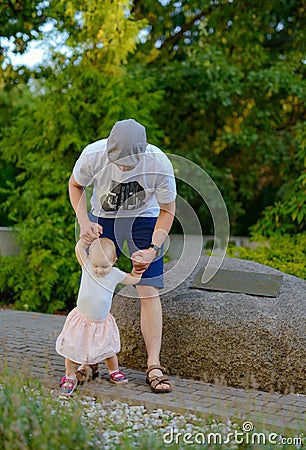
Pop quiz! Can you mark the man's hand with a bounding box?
[69,175,103,245]
[80,221,103,245]
[131,248,157,274]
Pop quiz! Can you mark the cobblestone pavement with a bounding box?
[1,309,305,434]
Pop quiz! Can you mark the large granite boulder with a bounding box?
[111,256,306,393]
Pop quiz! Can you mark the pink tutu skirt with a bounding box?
[55,307,120,364]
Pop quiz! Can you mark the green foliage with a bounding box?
[0,84,82,312]
[0,3,163,313]
[0,371,94,450]
[60,0,148,70]
[0,84,27,226]
[252,122,306,236]
[150,47,305,233]
[227,233,306,280]
[0,163,17,226]
[143,0,305,235]
[0,0,58,89]
[146,0,306,234]
[0,1,51,54]
[0,0,305,310]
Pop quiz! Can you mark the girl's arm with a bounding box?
[121,269,142,286]
[75,239,89,266]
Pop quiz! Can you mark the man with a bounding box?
[68,118,176,393]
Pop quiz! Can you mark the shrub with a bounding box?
[227,233,306,279]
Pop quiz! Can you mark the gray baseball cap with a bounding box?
[107,119,147,167]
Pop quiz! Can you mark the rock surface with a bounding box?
[111,256,306,393]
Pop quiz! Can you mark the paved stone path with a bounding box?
[1,309,305,434]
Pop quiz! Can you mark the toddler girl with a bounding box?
[56,237,141,397]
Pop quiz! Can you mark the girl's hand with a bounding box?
[131,248,156,274]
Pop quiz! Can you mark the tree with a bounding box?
[0,0,162,312]
[0,0,59,225]
[130,0,305,234]
[0,0,305,312]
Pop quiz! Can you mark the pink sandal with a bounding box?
[109,369,128,384]
[59,375,78,397]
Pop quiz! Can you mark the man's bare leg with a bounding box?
[136,285,170,391]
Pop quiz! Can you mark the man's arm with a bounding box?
[151,200,176,247]
[69,174,102,245]
[131,200,176,274]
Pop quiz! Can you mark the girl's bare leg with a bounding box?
[65,358,78,377]
[104,354,118,372]
[105,354,128,383]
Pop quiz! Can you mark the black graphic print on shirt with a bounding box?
[101,180,146,211]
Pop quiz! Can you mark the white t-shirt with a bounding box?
[77,261,126,321]
[73,139,176,218]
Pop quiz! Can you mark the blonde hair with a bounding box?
[89,238,117,263]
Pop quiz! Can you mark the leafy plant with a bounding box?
[227,233,306,280]
[0,371,94,450]
[252,122,306,236]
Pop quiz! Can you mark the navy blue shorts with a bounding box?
[88,214,164,288]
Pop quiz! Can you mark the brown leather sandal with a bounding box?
[76,364,99,384]
[145,365,172,393]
